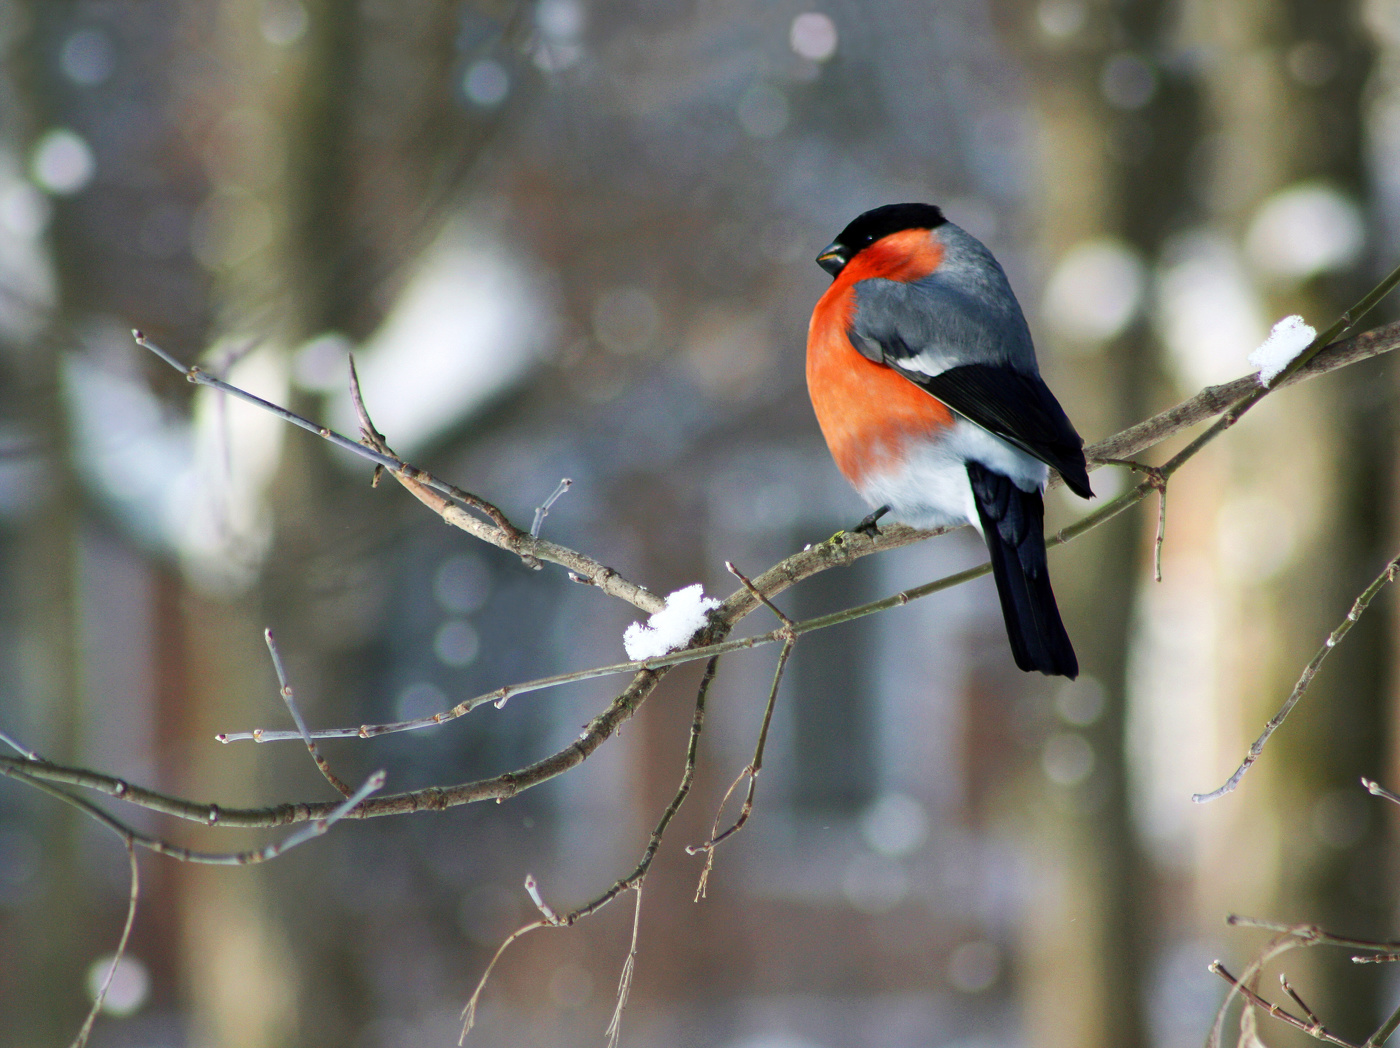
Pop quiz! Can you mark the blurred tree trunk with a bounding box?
[996,2,1195,1044]
[1182,0,1387,1032]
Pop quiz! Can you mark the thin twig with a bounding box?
[687,636,795,896]
[1226,915,1400,952]
[605,885,643,1048]
[8,766,384,864]
[460,658,717,1042]
[1194,551,1400,802]
[1363,777,1400,806]
[523,872,562,925]
[531,478,572,539]
[139,331,641,598]
[1280,974,1326,1033]
[726,560,795,627]
[264,629,352,797]
[347,352,389,487]
[345,346,543,569]
[1093,458,1169,582]
[1209,962,1361,1048]
[0,730,40,760]
[70,840,139,1048]
[459,918,550,1041]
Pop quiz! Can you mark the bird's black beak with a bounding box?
[816,242,847,277]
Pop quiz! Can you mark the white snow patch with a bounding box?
[1249,314,1316,387]
[623,584,719,660]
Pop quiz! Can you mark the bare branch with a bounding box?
[71,840,139,1048]
[1208,962,1361,1048]
[264,629,353,797]
[137,331,656,609]
[1092,458,1167,581]
[531,477,572,539]
[5,764,385,864]
[12,308,1383,833]
[605,886,643,1048]
[459,656,717,1040]
[1194,551,1400,802]
[688,636,794,896]
[1088,317,1400,464]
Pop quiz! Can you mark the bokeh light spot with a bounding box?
[260,0,309,46]
[434,619,480,668]
[85,954,150,1016]
[59,28,114,86]
[30,128,95,195]
[464,59,509,107]
[789,13,838,62]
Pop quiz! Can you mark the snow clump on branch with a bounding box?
[1249,314,1316,387]
[623,584,720,660]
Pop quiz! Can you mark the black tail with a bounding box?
[966,461,1078,678]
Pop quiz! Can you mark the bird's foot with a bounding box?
[851,505,891,538]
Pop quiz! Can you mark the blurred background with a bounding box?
[1,0,1398,1045]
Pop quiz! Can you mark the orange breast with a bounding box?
[806,281,953,486]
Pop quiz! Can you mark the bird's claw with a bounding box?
[851,505,891,538]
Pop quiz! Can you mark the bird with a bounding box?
[806,202,1092,678]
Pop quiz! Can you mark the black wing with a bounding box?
[902,363,1092,499]
[848,275,1092,498]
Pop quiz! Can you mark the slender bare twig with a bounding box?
[346,348,546,569]
[264,629,352,797]
[725,560,796,628]
[687,635,794,897]
[71,840,139,1048]
[460,657,717,1041]
[1226,915,1400,952]
[346,352,389,487]
[1092,458,1168,581]
[1280,974,1325,1031]
[1209,916,1400,1048]
[7,765,384,864]
[140,331,650,604]
[1363,777,1400,806]
[0,729,40,760]
[606,886,643,1048]
[1209,962,1361,1048]
[531,477,572,539]
[1194,551,1400,802]
[458,915,550,1041]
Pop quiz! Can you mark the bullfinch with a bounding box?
[807,203,1092,678]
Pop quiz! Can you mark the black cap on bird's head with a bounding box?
[816,203,948,277]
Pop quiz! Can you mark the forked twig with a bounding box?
[460,657,719,1043]
[1092,458,1168,581]
[1209,916,1400,1048]
[1209,962,1359,1048]
[687,634,795,897]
